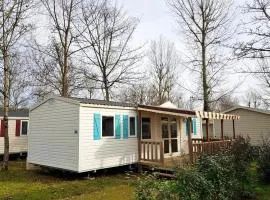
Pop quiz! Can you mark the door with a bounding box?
[161,117,178,156]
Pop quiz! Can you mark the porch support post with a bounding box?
[232,119,236,139]
[206,118,209,141]
[221,119,224,140]
[187,117,193,163]
[138,110,142,161]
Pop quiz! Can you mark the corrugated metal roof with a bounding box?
[0,108,29,117]
[67,97,136,108]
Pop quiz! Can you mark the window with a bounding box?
[142,118,151,139]
[102,116,114,137]
[129,117,136,136]
[21,121,28,135]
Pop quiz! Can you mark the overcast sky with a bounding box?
[115,0,258,107]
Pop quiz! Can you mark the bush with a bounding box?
[257,139,270,182]
[230,136,253,187]
[174,167,213,200]
[134,169,213,200]
[133,174,178,200]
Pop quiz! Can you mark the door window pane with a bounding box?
[164,140,169,154]
[171,139,178,153]
[142,118,151,139]
[171,122,177,138]
[162,123,169,138]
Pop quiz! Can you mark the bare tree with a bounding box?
[0,0,33,170]
[234,0,270,104]
[76,0,142,101]
[119,82,155,105]
[30,39,83,101]
[168,0,234,111]
[212,94,239,112]
[35,0,81,98]
[149,36,179,105]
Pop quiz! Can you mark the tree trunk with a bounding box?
[202,27,209,111]
[2,51,9,170]
[103,73,110,101]
[62,48,69,97]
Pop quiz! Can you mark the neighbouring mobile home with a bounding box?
[0,109,29,155]
[27,96,239,172]
[214,106,270,145]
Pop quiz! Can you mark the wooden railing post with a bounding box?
[138,110,142,161]
[206,118,209,141]
[232,120,236,139]
[160,141,164,165]
[221,119,224,140]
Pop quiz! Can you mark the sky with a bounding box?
[116,0,259,108]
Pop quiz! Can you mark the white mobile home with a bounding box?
[0,109,29,154]
[28,97,138,172]
[28,97,239,172]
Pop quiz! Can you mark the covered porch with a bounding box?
[137,104,240,168]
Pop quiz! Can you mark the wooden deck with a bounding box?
[139,139,232,169]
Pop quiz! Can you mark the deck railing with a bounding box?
[192,140,232,161]
[139,140,164,165]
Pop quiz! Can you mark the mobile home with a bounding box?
[0,109,29,154]
[27,96,239,172]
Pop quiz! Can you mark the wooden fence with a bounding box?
[139,140,164,165]
[192,140,232,161]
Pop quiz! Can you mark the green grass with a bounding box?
[249,162,270,200]
[0,161,136,200]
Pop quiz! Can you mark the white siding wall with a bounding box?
[0,119,28,154]
[28,99,80,171]
[214,109,270,145]
[78,106,138,172]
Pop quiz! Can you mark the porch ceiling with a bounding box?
[138,105,196,117]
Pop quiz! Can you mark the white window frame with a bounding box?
[128,116,137,137]
[20,120,29,136]
[101,115,115,138]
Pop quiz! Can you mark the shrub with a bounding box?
[133,174,178,200]
[197,153,239,200]
[230,136,253,186]
[257,139,270,182]
[134,168,213,200]
[174,167,213,200]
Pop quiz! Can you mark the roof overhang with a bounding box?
[196,111,240,120]
[138,105,196,117]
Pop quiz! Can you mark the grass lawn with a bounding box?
[0,161,136,200]
[250,162,270,200]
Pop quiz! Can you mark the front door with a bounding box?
[161,117,178,156]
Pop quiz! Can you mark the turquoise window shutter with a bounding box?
[93,113,101,140]
[115,115,121,139]
[193,118,197,135]
[123,115,129,139]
